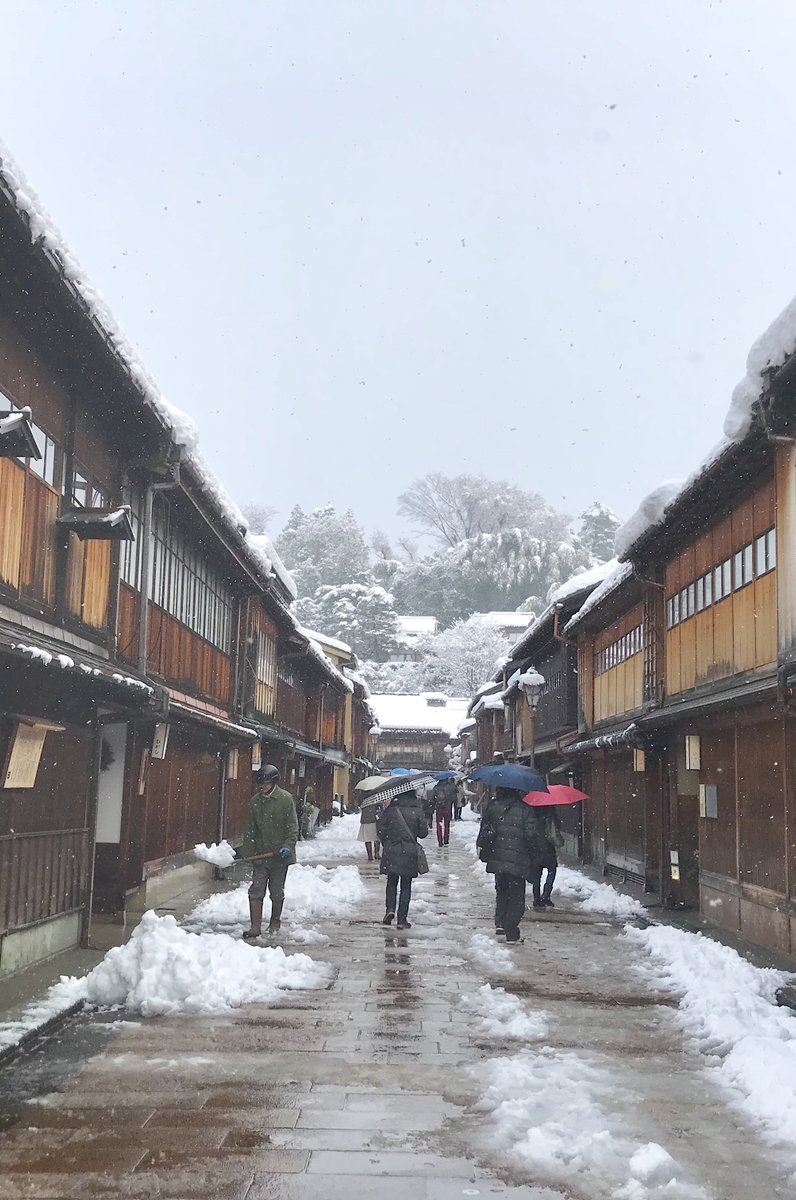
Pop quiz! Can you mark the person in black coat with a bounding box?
[476,787,539,942]
[529,807,564,908]
[376,788,429,929]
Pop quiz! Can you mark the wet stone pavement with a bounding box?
[0,831,792,1199]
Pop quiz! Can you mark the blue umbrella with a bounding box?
[433,770,456,780]
[469,763,549,793]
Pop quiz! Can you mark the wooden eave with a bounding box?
[568,573,644,637]
[0,188,168,461]
[622,429,774,570]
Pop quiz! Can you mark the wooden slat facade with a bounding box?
[664,479,777,695]
[118,583,233,706]
[592,603,644,724]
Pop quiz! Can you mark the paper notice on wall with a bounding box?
[3,723,48,788]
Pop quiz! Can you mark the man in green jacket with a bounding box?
[241,765,299,938]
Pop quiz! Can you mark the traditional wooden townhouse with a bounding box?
[496,563,613,859]
[0,149,366,974]
[467,682,506,767]
[370,693,469,771]
[566,322,796,957]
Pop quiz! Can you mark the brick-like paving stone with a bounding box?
[0,830,793,1198]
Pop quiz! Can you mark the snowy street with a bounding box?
[0,816,794,1199]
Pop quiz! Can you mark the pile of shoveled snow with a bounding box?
[461,983,547,1041]
[193,840,236,868]
[467,933,516,975]
[75,911,330,1016]
[555,865,646,920]
[297,812,363,863]
[627,923,796,1152]
[475,1049,707,1200]
[186,863,365,937]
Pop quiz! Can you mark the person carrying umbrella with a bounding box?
[530,808,564,909]
[432,777,455,847]
[376,785,430,929]
[470,764,548,943]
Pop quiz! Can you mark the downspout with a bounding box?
[137,466,181,675]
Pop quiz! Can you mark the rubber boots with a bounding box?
[242,899,263,940]
[268,897,283,934]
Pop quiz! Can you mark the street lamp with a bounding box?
[518,670,545,768]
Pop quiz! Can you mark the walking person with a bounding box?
[433,778,454,847]
[357,799,380,862]
[530,807,564,909]
[377,787,429,930]
[240,765,299,939]
[476,786,539,942]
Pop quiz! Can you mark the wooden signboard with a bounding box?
[3,722,48,788]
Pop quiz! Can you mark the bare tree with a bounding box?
[370,529,394,560]
[241,501,277,536]
[397,473,568,548]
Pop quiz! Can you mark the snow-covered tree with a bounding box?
[358,658,424,695]
[398,472,570,548]
[419,615,512,697]
[241,501,276,535]
[578,502,621,562]
[391,529,592,624]
[295,582,401,661]
[276,504,371,597]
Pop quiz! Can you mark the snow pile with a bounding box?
[555,866,646,920]
[186,863,365,934]
[725,294,796,441]
[193,840,236,869]
[627,923,796,1150]
[297,813,363,863]
[0,976,85,1053]
[76,911,329,1016]
[475,1049,707,1199]
[467,933,516,975]
[461,983,547,1040]
[614,484,683,559]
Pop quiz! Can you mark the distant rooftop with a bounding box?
[370,693,470,737]
[397,615,439,637]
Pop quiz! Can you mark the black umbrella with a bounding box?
[468,763,549,793]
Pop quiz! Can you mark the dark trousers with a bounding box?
[386,874,413,923]
[435,811,450,845]
[248,858,289,921]
[494,873,526,936]
[531,851,558,902]
[453,805,462,820]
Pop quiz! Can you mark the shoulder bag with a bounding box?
[393,803,430,875]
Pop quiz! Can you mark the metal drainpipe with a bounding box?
[137,471,180,676]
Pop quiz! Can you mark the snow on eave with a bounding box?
[0,142,297,606]
[724,293,796,442]
[505,561,617,663]
[471,693,504,716]
[565,561,636,633]
[298,627,354,658]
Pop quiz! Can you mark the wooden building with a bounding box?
[567,368,796,958]
[370,693,469,772]
[0,150,358,976]
[495,565,612,858]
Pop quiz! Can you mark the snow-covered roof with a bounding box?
[396,615,438,637]
[471,693,504,716]
[369,694,470,737]
[616,297,796,562]
[506,560,617,662]
[566,561,636,632]
[298,627,353,657]
[725,293,796,442]
[473,611,533,631]
[0,143,296,604]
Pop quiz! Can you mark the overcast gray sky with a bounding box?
[2,1,796,544]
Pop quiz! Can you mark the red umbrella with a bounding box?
[521,784,589,807]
